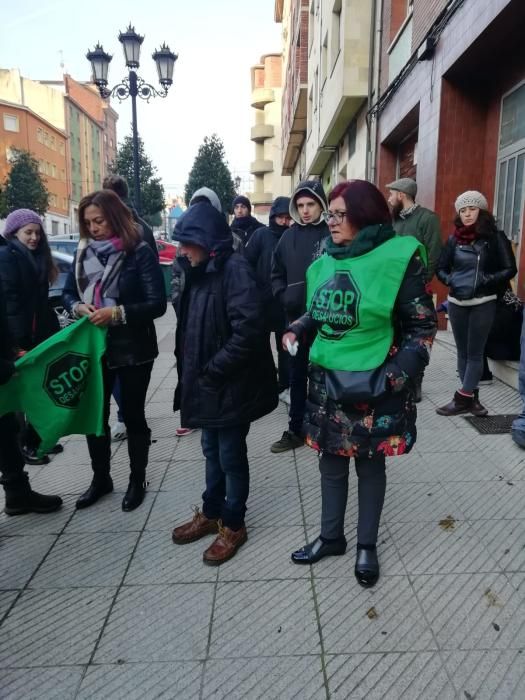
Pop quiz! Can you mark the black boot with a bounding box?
[436,391,473,416]
[471,389,488,417]
[413,374,423,404]
[122,432,150,512]
[76,434,113,509]
[2,472,62,516]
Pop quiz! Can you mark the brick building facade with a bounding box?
[375,0,525,305]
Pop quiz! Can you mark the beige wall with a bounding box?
[0,70,66,132]
[306,0,372,176]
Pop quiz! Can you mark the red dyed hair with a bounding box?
[329,180,391,230]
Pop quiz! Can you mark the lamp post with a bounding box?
[86,25,177,214]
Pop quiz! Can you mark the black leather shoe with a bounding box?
[122,480,147,511]
[75,477,113,509]
[291,536,347,565]
[21,447,50,465]
[47,443,64,455]
[354,548,379,588]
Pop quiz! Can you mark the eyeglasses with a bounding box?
[323,210,347,224]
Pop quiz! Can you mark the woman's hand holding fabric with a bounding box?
[89,307,113,327]
[77,303,97,318]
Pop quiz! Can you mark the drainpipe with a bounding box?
[366,0,383,183]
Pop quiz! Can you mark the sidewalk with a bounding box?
[1,313,525,699]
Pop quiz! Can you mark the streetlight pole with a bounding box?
[86,26,178,215]
[129,70,141,213]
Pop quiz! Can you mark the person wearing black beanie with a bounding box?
[230,195,261,249]
[245,197,292,400]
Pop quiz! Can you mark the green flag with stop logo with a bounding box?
[0,317,107,456]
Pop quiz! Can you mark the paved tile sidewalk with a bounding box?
[1,311,525,699]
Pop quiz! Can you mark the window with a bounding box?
[37,127,44,143]
[38,159,45,174]
[3,114,19,132]
[331,0,342,71]
[49,194,57,207]
[347,119,357,159]
[51,221,59,235]
[51,164,57,178]
[321,32,328,89]
[58,141,65,155]
[496,82,525,242]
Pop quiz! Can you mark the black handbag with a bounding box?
[325,364,390,404]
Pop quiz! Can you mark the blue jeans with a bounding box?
[512,314,525,446]
[201,424,251,529]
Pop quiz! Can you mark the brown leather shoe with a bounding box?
[172,506,219,544]
[202,522,248,565]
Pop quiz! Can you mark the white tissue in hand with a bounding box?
[286,338,299,356]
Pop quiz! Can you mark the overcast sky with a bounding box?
[0,0,281,199]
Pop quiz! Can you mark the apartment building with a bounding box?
[0,68,118,231]
[374,0,525,290]
[277,0,309,186]
[0,96,69,235]
[305,0,373,192]
[249,53,291,217]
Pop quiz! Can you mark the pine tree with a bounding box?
[111,135,165,222]
[185,134,236,213]
[1,149,49,216]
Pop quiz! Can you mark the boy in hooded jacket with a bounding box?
[170,202,278,564]
[270,180,329,453]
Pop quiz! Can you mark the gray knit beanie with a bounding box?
[454,191,489,213]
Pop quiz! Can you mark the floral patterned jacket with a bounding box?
[290,253,437,459]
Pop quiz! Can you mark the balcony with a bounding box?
[251,124,275,142]
[250,159,273,175]
[251,192,273,206]
[251,87,275,110]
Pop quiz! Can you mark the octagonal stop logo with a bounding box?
[310,270,361,341]
[43,352,91,409]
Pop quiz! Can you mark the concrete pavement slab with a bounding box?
[0,534,56,588]
[0,587,115,666]
[0,667,85,700]
[76,661,202,699]
[93,583,214,663]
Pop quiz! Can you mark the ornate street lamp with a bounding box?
[86,25,178,214]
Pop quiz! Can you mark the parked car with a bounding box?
[48,236,79,256]
[156,239,178,263]
[49,250,74,327]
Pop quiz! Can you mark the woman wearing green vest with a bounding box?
[285,180,437,587]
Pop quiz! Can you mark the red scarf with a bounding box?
[454,225,478,245]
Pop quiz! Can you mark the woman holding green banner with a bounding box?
[63,189,166,512]
[286,180,437,587]
[0,208,61,466]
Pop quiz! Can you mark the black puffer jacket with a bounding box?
[0,237,59,350]
[244,219,289,329]
[437,230,516,300]
[0,279,16,385]
[230,215,261,249]
[63,241,166,368]
[172,202,278,428]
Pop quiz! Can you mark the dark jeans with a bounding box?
[319,452,386,545]
[112,376,124,423]
[0,413,26,487]
[86,361,153,474]
[288,338,311,435]
[273,329,290,392]
[201,423,251,530]
[448,300,497,393]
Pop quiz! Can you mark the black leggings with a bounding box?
[319,452,386,545]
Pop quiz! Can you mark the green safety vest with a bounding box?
[306,236,425,371]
